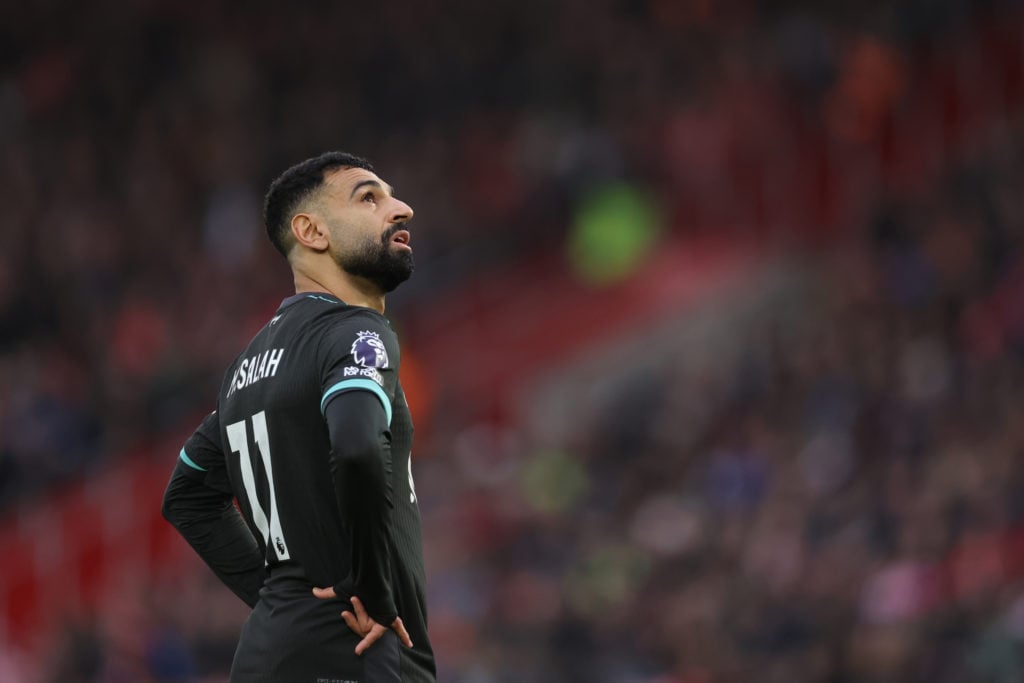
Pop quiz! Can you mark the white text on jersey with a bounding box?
[226,348,285,397]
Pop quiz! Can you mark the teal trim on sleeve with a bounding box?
[321,378,392,424]
[179,447,207,472]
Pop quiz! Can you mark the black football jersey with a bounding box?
[179,292,433,680]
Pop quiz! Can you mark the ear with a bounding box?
[291,212,330,252]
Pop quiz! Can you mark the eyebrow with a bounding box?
[349,179,395,199]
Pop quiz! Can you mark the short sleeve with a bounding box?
[178,409,232,494]
[317,311,400,424]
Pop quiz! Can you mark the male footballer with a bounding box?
[163,151,435,682]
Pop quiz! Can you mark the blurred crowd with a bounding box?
[3,0,1019,507]
[2,0,1023,681]
[448,123,1024,682]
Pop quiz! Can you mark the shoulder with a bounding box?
[312,305,400,368]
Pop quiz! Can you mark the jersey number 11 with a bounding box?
[226,411,291,562]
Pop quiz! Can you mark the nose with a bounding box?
[389,197,414,224]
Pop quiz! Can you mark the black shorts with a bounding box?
[229,579,402,683]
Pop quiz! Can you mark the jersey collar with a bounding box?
[278,292,344,310]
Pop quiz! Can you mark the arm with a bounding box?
[162,411,267,608]
[162,463,267,607]
[323,389,398,624]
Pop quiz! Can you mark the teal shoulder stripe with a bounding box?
[179,447,207,472]
[321,378,392,424]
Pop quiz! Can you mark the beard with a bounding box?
[336,224,415,293]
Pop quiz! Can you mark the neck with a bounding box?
[292,269,386,313]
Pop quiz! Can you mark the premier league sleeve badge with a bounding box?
[351,330,390,369]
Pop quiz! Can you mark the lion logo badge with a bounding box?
[351,331,389,369]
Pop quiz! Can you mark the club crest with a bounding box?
[351,330,389,369]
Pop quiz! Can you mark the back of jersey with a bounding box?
[215,293,401,590]
[175,291,435,681]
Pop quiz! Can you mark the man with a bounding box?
[162,151,436,682]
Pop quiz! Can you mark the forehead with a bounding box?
[321,166,389,197]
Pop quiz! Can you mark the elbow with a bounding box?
[161,492,180,527]
[161,481,189,529]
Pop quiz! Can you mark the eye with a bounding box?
[362,191,377,204]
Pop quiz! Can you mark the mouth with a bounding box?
[390,229,412,251]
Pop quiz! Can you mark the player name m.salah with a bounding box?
[225,348,285,397]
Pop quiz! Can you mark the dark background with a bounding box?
[2,1,1024,681]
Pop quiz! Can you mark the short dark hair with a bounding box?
[263,151,375,256]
